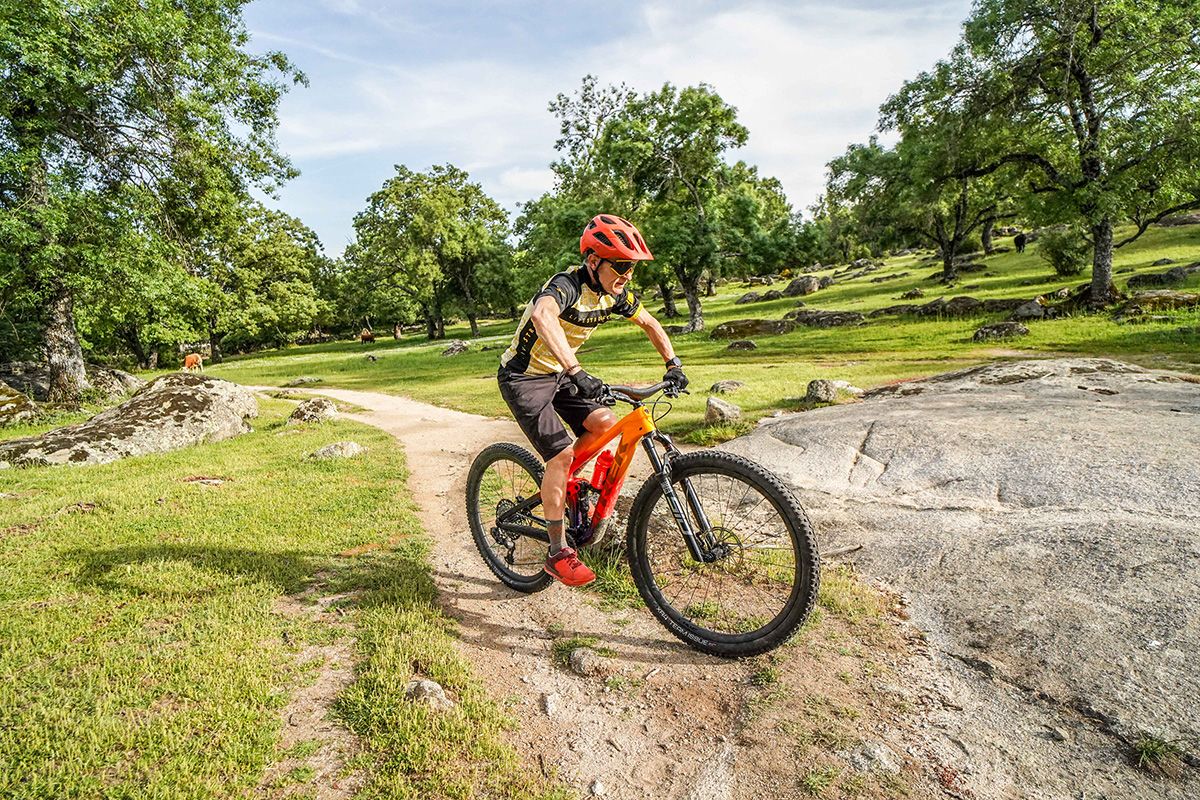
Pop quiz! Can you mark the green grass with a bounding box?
[1132,734,1186,778]
[199,224,1200,433]
[0,402,564,799]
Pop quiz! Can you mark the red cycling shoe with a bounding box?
[544,547,596,587]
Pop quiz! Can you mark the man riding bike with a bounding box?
[497,214,688,588]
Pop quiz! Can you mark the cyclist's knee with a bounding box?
[584,407,618,433]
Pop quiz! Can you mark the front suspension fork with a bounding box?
[641,434,719,562]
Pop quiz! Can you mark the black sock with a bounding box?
[547,519,564,556]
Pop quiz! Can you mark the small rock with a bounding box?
[365,354,378,362]
[830,380,865,397]
[1045,725,1070,742]
[710,380,745,394]
[590,779,607,796]
[806,379,838,403]
[705,396,742,425]
[726,340,757,351]
[540,692,559,717]
[843,741,901,774]
[404,678,455,711]
[310,441,365,460]
[761,289,784,301]
[287,397,338,425]
[734,291,761,305]
[282,376,322,387]
[900,288,925,300]
[1009,300,1045,321]
[1152,258,1175,266]
[441,340,469,357]
[569,647,608,676]
[973,322,1030,342]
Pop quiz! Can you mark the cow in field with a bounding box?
[183,353,204,372]
[360,328,375,344]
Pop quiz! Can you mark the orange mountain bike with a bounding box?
[465,381,820,657]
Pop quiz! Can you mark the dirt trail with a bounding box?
[277,387,944,800]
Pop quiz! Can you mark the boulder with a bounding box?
[782,276,821,297]
[783,309,866,328]
[869,304,918,318]
[722,358,1200,799]
[830,380,865,397]
[900,288,926,300]
[1155,212,1200,227]
[705,396,742,424]
[287,397,338,425]
[1009,300,1046,321]
[761,289,784,301]
[1152,258,1176,266]
[441,340,469,356]
[726,340,757,351]
[0,373,257,468]
[310,441,365,460]
[973,322,1030,342]
[1124,290,1200,311]
[944,296,985,316]
[869,271,910,284]
[0,380,38,426]
[710,319,797,339]
[805,380,837,403]
[734,291,762,305]
[0,361,143,403]
[709,380,745,394]
[818,275,836,289]
[1127,263,1199,289]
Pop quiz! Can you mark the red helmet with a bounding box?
[580,214,654,262]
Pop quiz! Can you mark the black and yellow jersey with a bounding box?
[500,265,644,375]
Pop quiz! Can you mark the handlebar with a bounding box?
[604,380,687,405]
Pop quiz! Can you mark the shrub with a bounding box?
[1037,227,1092,276]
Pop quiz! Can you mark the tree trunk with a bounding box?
[392,323,402,340]
[705,275,716,297]
[981,218,995,254]
[119,325,152,370]
[508,303,519,320]
[1089,217,1117,306]
[682,280,704,333]
[43,283,90,402]
[659,281,678,318]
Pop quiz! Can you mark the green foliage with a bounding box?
[0,0,303,387]
[1037,227,1091,277]
[347,164,509,338]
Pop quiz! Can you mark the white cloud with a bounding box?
[260,0,970,247]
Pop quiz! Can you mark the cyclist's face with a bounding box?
[593,256,635,295]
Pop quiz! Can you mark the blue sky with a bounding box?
[244,0,973,255]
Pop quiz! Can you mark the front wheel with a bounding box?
[627,451,819,657]
[466,443,553,593]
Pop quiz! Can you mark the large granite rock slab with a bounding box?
[710,319,797,339]
[722,358,1200,798]
[0,361,143,402]
[0,373,257,468]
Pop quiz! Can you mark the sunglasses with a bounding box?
[604,259,637,276]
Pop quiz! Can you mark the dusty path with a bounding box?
[310,388,755,798]
[272,387,944,800]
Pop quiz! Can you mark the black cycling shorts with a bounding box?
[497,367,605,461]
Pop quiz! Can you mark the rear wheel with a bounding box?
[466,443,553,593]
[627,451,819,657]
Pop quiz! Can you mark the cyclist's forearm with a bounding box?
[633,311,676,364]
[531,303,582,372]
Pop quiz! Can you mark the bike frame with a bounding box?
[496,388,717,562]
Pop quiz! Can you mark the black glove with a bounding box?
[566,367,605,400]
[663,362,689,392]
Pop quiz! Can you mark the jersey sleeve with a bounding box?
[612,287,644,319]
[531,272,581,314]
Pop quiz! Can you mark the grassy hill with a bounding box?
[207,224,1200,433]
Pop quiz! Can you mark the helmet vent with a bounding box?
[593,232,614,247]
[613,229,633,248]
[632,231,648,251]
[599,215,617,225]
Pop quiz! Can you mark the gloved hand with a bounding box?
[663,364,689,393]
[566,367,605,400]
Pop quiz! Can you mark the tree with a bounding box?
[596,84,749,332]
[0,0,301,399]
[349,165,507,339]
[953,0,1200,303]
[197,205,329,359]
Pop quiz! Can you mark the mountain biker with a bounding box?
[496,214,689,587]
